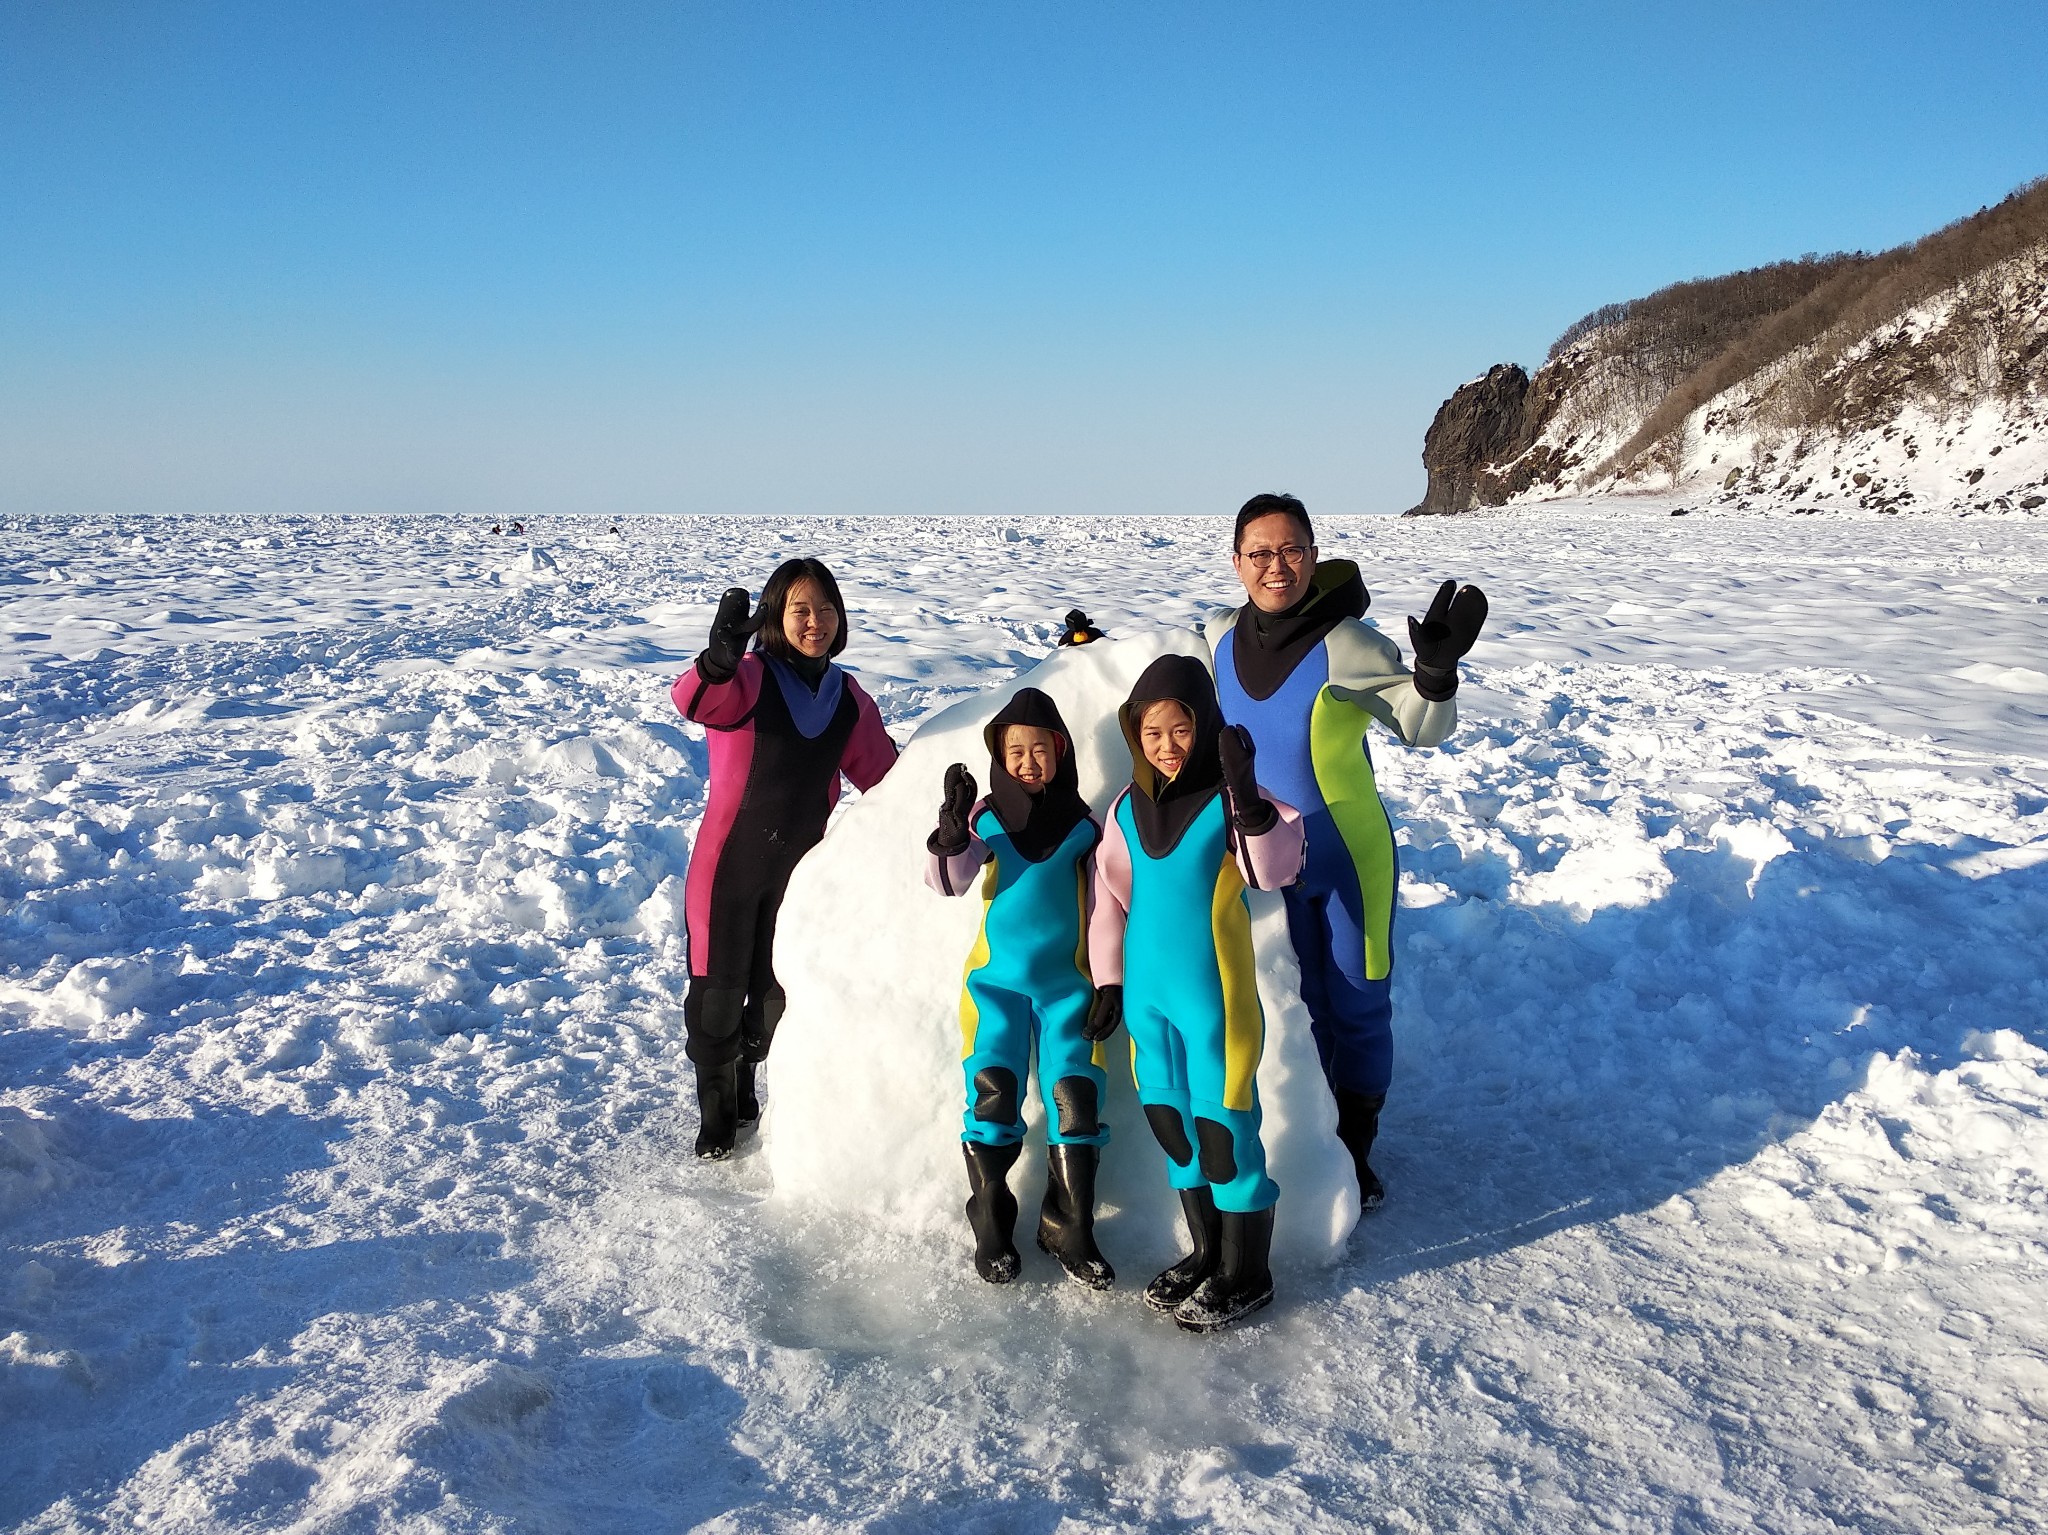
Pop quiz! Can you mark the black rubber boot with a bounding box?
[1143,1186,1222,1313]
[694,1060,740,1160]
[735,1060,761,1128]
[1036,1145,1115,1290]
[1334,1090,1387,1211]
[962,1141,1023,1284]
[1174,1205,1275,1333]
[686,985,746,1160]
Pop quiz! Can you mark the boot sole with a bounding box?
[1036,1234,1115,1291]
[1173,1287,1274,1334]
[1142,1262,1213,1313]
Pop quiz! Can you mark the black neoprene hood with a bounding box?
[1118,653,1226,858]
[983,687,1092,863]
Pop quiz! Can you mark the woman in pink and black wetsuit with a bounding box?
[671,558,897,1159]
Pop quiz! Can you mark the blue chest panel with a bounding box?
[1215,629,1329,815]
[1118,792,1230,955]
[970,807,1094,990]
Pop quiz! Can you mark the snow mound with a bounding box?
[0,1107,64,1217]
[1954,661,2048,695]
[762,630,1359,1266]
[494,546,561,584]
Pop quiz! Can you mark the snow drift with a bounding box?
[761,629,1360,1267]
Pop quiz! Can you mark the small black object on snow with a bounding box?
[1058,609,1106,646]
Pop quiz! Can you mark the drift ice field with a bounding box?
[3,503,2046,1533]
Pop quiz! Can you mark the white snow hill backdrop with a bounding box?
[765,630,1358,1266]
[2,504,2045,1533]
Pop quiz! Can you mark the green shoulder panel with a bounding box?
[1322,617,1457,749]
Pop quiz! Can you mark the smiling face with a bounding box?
[1137,700,1196,781]
[1001,724,1060,791]
[781,577,842,659]
[1232,511,1317,613]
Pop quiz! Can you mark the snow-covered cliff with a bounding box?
[1410,179,2048,516]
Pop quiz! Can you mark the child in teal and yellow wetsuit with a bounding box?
[926,688,1114,1291]
[1084,654,1304,1333]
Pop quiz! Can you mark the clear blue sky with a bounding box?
[3,2,2043,518]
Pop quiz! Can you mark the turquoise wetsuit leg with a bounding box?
[1126,995,1203,1190]
[1180,1011,1274,1213]
[1033,983,1108,1147]
[961,978,1035,1147]
[1130,961,1275,1212]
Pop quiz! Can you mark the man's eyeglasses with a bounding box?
[1238,544,1311,570]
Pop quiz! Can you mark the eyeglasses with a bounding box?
[1238,544,1311,570]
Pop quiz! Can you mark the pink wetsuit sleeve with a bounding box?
[925,798,991,896]
[672,654,763,730]
[1235,791,1305,891]
[1087,797,1133,986]
[839,680,899,792]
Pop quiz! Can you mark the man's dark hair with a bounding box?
[755,557,849,660]
[1233,493,1315,552]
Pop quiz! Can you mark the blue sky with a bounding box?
[3,2,2043,518]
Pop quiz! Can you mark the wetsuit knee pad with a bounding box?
[743,991,787,1063]
[1195,1117,1239,1185]
[972,1067,1020,1126]
[684,986,746,1065]
[1051,1076,1099,1141]
[1144,1103,1194,1166]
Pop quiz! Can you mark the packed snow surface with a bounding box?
[3,502,2047,1532]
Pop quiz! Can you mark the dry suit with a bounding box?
[1205,561,1455,1099]
[1087,654,1303,1214]
[926,688,1107,1149]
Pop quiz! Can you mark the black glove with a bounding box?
[1082,983,1124,1043]
[928,763,977,856]
[700,587,759,682]
[1407,580,1489,702]
[1217,723,1277,834]
[1057,608,1106,647]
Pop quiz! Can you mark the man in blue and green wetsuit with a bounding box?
[1206,493,1488,1209]
[927,687,1115,1292]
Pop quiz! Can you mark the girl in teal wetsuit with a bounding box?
[1084,654,1304,1333]
[926,688,1114,1290]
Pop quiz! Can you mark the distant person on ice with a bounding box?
[1206,493,1487,1209]
[672,559,898,1159]
[926,688,1114,1291]
[1087,655,1304,1332]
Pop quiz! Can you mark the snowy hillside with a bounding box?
[1411,180,2048,517]
[3,509,2047,1532]
[1518,247,2048,516]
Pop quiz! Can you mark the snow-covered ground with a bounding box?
[4,503,2046,1532]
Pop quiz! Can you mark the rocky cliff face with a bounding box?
[1407,179,2048,516]
[1407,360,1584,514]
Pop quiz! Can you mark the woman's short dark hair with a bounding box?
[755,557,849,660]
[1233,492,1315,551]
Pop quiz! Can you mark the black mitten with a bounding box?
[928,763,978,856]
[1217,724,1277,834]
[1082,984,1124,1043]
[700,587,758,681]
[1407,580,1489,701]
